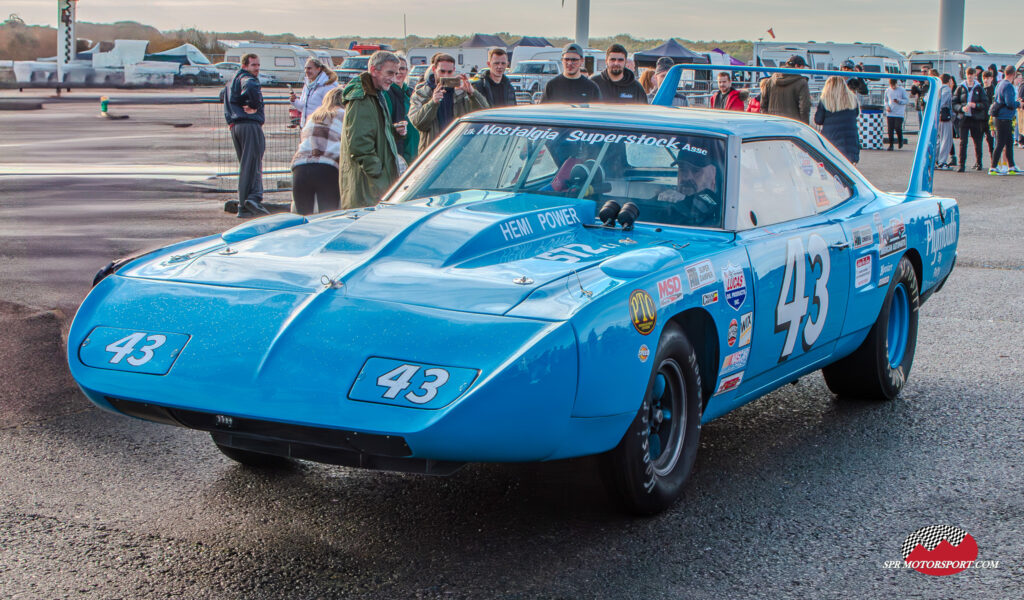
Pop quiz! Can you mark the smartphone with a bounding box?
[440,77,461,88]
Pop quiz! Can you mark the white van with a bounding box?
[223,43,316,84]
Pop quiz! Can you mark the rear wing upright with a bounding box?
[653,64,941,198]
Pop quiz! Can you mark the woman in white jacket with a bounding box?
[289,57,339,127]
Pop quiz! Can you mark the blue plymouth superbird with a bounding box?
[68,67,957,514]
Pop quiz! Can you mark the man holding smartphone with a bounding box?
[541,43,601,104]
[409,52,489,154]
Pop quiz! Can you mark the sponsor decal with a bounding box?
[855,255,872,288]
[727,318,738,347]
[852,225,874,249]
[714,371,744,395]
[685,259,716,291]
[925,219,957,264]
[628,289,657,335]
[638,345,650,363]
[721,348,749,374]
[739,312,753,347]
[813,186,830,208]
[800,156,814,176]
[882,525,1000,576]
[818,163,830,180]
[702,290,719,306]
[879,217,907,258]
[565,130,702,153]
[469,124,559,141]
[879,262,894,277]
[722,263,747,310]
[878,275,891,286]
[500,208,583,242]
[656,275,684,306]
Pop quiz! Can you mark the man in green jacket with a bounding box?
[339,51,403,209]
[409,52,488,154]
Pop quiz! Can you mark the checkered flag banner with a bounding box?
[901,525,969,560]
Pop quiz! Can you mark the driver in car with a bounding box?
[656,151,720,227]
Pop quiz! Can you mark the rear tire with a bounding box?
[602,324,702,516]
[213,436,292,468]
[823,256,920,400]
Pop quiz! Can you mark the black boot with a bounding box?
[956,163,966,173]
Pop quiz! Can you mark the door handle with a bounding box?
[829,242,850,251]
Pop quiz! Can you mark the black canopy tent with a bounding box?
[633,39,709,68]
[460,34,508,48]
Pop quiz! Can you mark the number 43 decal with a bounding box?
[775,234,830,361]
[376,364,451,404]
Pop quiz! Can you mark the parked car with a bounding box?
[335,55,370,85]
[67,75,957,515]
[506,59,561,94]
[213,62,278,87]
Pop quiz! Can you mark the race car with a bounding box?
[67,65,957,515]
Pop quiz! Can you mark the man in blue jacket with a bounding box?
[223,53,270,217]
[990,65,1020,175]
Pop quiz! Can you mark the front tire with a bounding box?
[823,256,920,400]
[602,324,702,515]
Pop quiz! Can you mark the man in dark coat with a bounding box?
[472,48,517,108]
[223,53,270,218]
[952,67,990,171]
[589,44,647,104]
[759,55,812,123]
[841,60,868,95]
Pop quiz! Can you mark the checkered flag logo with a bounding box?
[901,525,969,560]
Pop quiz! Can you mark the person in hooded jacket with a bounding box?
[759,55,812,123]
[384,57,420,164]
[409,52,489,154]
[472,48,517,108]
[289,57,339,127]
[589,44,648,104]
[814,76,860,164]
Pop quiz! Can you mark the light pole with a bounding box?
[575,0,589,49]
[938,0,964,52]
[56,0,78,92]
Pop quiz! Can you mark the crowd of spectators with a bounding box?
[220,45,1024,216]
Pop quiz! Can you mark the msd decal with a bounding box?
[657,275,684,306]
[722,263,746,310]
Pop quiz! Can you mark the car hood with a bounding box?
[120,191,696,316]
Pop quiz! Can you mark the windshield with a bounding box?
[390,123,727,228]
[512,63,547,74]
[341,56,370,70]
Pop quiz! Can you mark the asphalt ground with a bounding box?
[0,98,1021,599]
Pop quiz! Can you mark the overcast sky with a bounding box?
[8,0,1022,54]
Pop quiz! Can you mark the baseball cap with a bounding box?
[786,55,807,67]
[655,57,675,74]
[562,43,584,58]
[841,59,855,69]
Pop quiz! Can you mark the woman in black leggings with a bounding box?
[290,86,345,214]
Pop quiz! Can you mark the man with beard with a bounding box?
[590,44,647,104]
[759,55,812,124]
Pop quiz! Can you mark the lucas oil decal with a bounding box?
[657,275,684,306]
[629,290,657,335]
[722,263,747,310]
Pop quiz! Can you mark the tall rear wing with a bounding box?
[653,64,940,198]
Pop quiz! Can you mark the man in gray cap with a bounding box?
[759,54,811,123]
[651,57,688,106]
[541,43,601,103]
